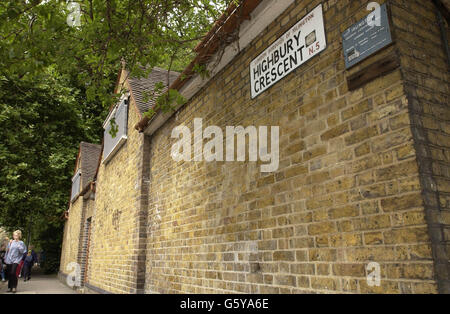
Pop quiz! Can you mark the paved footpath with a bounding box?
[1,273,78,294]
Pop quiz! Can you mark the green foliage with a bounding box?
[109,118,119,138]
[156,89,187,112]
[0,0,234,109]
[0,69,99,269]
[193,63,210,79]
[37,223,64,274]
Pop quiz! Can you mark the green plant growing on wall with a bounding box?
[109,118,119,138]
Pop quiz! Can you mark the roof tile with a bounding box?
[128,67,180,115]
[79,142,102,191]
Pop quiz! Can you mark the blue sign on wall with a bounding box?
[343,4,393,69]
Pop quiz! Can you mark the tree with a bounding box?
[0,68,97,272]
[0,0,233,110]
[0,0,234,272]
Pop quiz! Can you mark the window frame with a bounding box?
[71,169,81,202]
[102,96,129,164]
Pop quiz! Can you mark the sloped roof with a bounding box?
[128,67,180,116]
[79,142,102,191]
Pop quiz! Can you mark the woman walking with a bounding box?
[22,247,38,281]
[0,237,8,282]
[4,230,27,293]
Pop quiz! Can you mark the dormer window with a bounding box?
[71,169,81,202]
[103,96,129,163]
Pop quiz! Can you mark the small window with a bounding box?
[71,170,81,202]
[103,98,128,163]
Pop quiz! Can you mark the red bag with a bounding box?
[16,260,24,277]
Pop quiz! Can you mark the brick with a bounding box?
[377,160,418,181]
[396,144,416,160]
[308,222,336,235]
[303,146,327,161]
[345,126,379,146]
[359,280,400,294]
[385,84,404,101]
[386,263,434,280]
[333,264,365,277]
[291,263,315,275]
[285,141,306,156]
[353,155,382,173]
[274,275,297,287]
[381,193,423,212]
[390,113,410,130]
[311,277,337,290]
[384,227,429,244]
[317,264,330,276]
[329,205,360,219]
[341,100,372,121]
[325,177,355,193]
[285,165,309,178]
[354,214,391,231]
[363,70,402,97]
[309,249,337,262]
[373,125,411,150]
[412,282,438,294]
[329,233,362,247]
[355,142,371,157]
[308,171,330,184]
[301,120,326,137]
[273,251,295,261]
[348,88,364,104]
[321,123,350,141]
[364,232,384,245]
[306,196,333,210]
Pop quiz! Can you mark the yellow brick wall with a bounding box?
[78,196,95,284]
[86,77,146,293]
[60,218,69,273]
[393,0,450,293]
[60,197,83,275]
[144,0,441,293]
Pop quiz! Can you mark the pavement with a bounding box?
[1,271,78,294]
